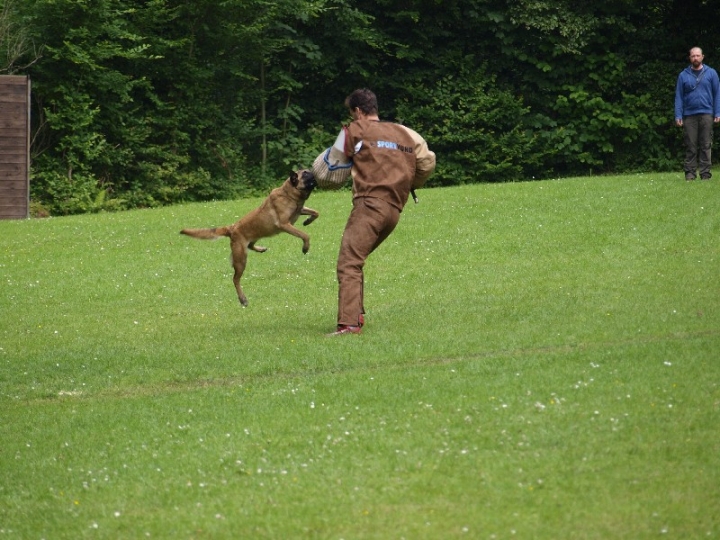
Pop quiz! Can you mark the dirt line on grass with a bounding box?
[19,328,719,404]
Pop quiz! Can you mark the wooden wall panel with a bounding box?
[0,75,30,220]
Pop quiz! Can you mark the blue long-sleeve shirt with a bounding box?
[675,64,720,120]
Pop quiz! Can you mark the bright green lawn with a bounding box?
[1,172,718,539]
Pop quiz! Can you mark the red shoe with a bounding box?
[327,324,362,336]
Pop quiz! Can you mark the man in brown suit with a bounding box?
[328,88,436,336]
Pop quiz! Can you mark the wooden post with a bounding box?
[0,75,31,219]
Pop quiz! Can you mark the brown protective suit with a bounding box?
[336,119,436,327]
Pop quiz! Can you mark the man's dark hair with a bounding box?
[345,88,378,115]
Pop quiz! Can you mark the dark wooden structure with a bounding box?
[0,75,31,219]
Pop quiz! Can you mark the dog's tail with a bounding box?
[180,226,231,240]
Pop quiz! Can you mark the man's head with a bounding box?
[345,88,378,119]
[689,47,704,69]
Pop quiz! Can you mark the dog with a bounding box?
[180,169,319,306]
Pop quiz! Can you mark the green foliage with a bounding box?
[20,0,388,214]
[395,63,548,183]
[25,0,183,213]
[0,0,36,73]
[532,52,675,174]
[267,123,340,172]
[10,0,720,212]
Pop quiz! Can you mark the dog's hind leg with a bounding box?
[248,241,267,253]
[230,241,250,307]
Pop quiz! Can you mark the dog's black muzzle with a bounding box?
[302,170,317,191]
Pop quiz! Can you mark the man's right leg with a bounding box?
[336,198,399,329]
[683,115,700,180]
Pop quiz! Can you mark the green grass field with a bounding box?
[1,172,718,539]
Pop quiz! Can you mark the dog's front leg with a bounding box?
[280,224,311,254]
[301,207,319,226]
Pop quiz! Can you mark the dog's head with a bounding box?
[289,169,317,193]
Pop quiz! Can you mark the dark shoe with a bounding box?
[327,325,362,336]
[685,175,696,181]
[701,175,711,180]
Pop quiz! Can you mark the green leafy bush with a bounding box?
[395,63,548,184]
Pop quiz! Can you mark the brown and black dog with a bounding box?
[180,170,319,306]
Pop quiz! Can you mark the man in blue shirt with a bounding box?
[675,47,720,180]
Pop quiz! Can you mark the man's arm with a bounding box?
[712,69,720,121]
[675,73,685,126]
[403,126,436,188]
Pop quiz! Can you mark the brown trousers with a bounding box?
[337,197,400,326]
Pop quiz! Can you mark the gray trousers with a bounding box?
[683,114,714,179]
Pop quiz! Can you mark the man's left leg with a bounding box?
[698,114,714,179]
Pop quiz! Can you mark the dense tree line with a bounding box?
[2,0,719,214]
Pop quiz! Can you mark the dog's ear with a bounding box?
[290,171,299,186]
